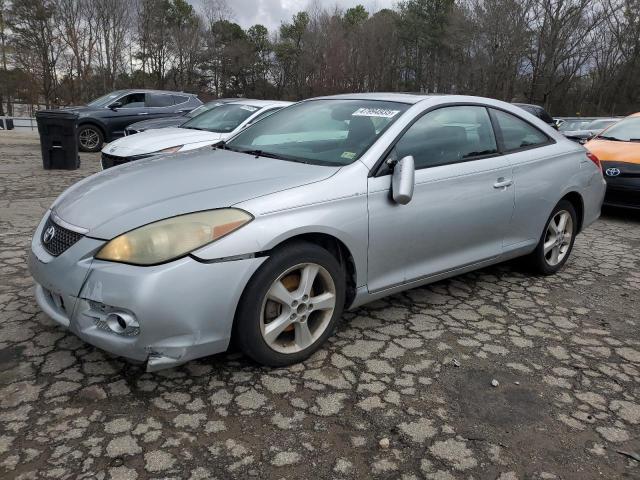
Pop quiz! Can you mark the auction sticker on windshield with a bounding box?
[240,105,259,112]
[352,108,400,118]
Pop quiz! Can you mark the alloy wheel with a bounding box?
[79,128,100,150]
[260,263,336,354]
[543,210,573,266]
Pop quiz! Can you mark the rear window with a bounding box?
[147,94,174,107]
[492,109,550,151]
[173,95,191,105]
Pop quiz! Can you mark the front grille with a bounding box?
[101,152,154,169]
[101,152,131,169]
[41,216,83,256]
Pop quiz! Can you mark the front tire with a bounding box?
[529,200,577,275]
[78,125,104,152]
[234,242,346,367]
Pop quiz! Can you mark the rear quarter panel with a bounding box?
[505,141,604,249]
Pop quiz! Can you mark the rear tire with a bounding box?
[528,200,577,275]
[234,241,346,367]
[78,125,104,152]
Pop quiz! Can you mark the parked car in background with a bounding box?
[557,117,596,132]
[561,117,620,144]
[67,89,202,152]
[124,98,244,136]
[101,99,291,169]
[512,103,557,129]
[29,93,605,371]
[585,113,640,209]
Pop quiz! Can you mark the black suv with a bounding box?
[67,90,202,152]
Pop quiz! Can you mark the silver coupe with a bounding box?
[29,94,606,370]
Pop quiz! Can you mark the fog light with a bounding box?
[106,312,136,334]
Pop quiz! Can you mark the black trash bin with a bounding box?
[36,110,80,170]
[1,118,14,130]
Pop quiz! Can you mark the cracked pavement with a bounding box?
[1,131,639,480]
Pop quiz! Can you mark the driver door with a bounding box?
[367,105,515,292]
[105,92,148,138]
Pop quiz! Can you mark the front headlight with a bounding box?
[95,209,252,265]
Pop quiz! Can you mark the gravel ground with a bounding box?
[1,131,639,480]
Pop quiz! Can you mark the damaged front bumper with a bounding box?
[28,212,266,371]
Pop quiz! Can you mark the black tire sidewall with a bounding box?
[234,242,346,366]
[532,200,577,275]
[78,125,103,152]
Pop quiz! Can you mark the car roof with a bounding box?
[226,99,292,108]
[115,89,198,96]
[630,112,640,117]
[310,92,442,104]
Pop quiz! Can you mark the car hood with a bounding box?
[52,148,340,239]
[562,129,595,137]
[103,127,224,157]
[585,138,640,164]
[63,106,104,116]
[127,116,185,131]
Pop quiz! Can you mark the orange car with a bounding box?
[585,112,640,209]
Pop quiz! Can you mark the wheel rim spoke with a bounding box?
[296,264,319,297]
[309,292,335,312]
[263,312,294,344]
[557,212,568,233]
[267,280,295,306]
[543,238,555,254]
[295,321,313,348]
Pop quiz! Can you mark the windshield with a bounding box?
[559,119,592,131]
[181,104,258,133]
[88,91,123,108]
[185,102,223,118]
[597,116,640,141]
[587,119,617,130]
[225,99,410,166]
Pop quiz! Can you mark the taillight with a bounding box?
[586,152,602,172]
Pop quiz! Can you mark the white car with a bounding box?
[100,99,292,169]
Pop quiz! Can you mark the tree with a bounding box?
[8,0,63,107]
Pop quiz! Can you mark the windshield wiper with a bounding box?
[238,149,288,160]
[182,126,205,131]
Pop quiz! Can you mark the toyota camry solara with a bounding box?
[29,94,606,371]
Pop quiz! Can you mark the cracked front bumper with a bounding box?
[28,212,266,371]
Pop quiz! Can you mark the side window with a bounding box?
[173,95,191,105]
[248,108,281,124]
[393,106,498,170]
[119,93,146,108]
[492,109,549,151]
[147,93,175,107]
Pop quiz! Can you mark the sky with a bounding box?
[195,0,397,31]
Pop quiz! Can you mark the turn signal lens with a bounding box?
[96,209,252,265]
[155,145,184,154]
[586,152,602,173]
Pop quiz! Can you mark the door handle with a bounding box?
[137,112,149,116]
[493,178,513,189]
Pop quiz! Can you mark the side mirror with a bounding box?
[109,101,123,110]
[391,155,415,205]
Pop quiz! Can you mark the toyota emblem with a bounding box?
[43,226,56,244]
[605,168,621,177]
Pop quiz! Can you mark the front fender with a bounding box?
[190,193,369,288]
